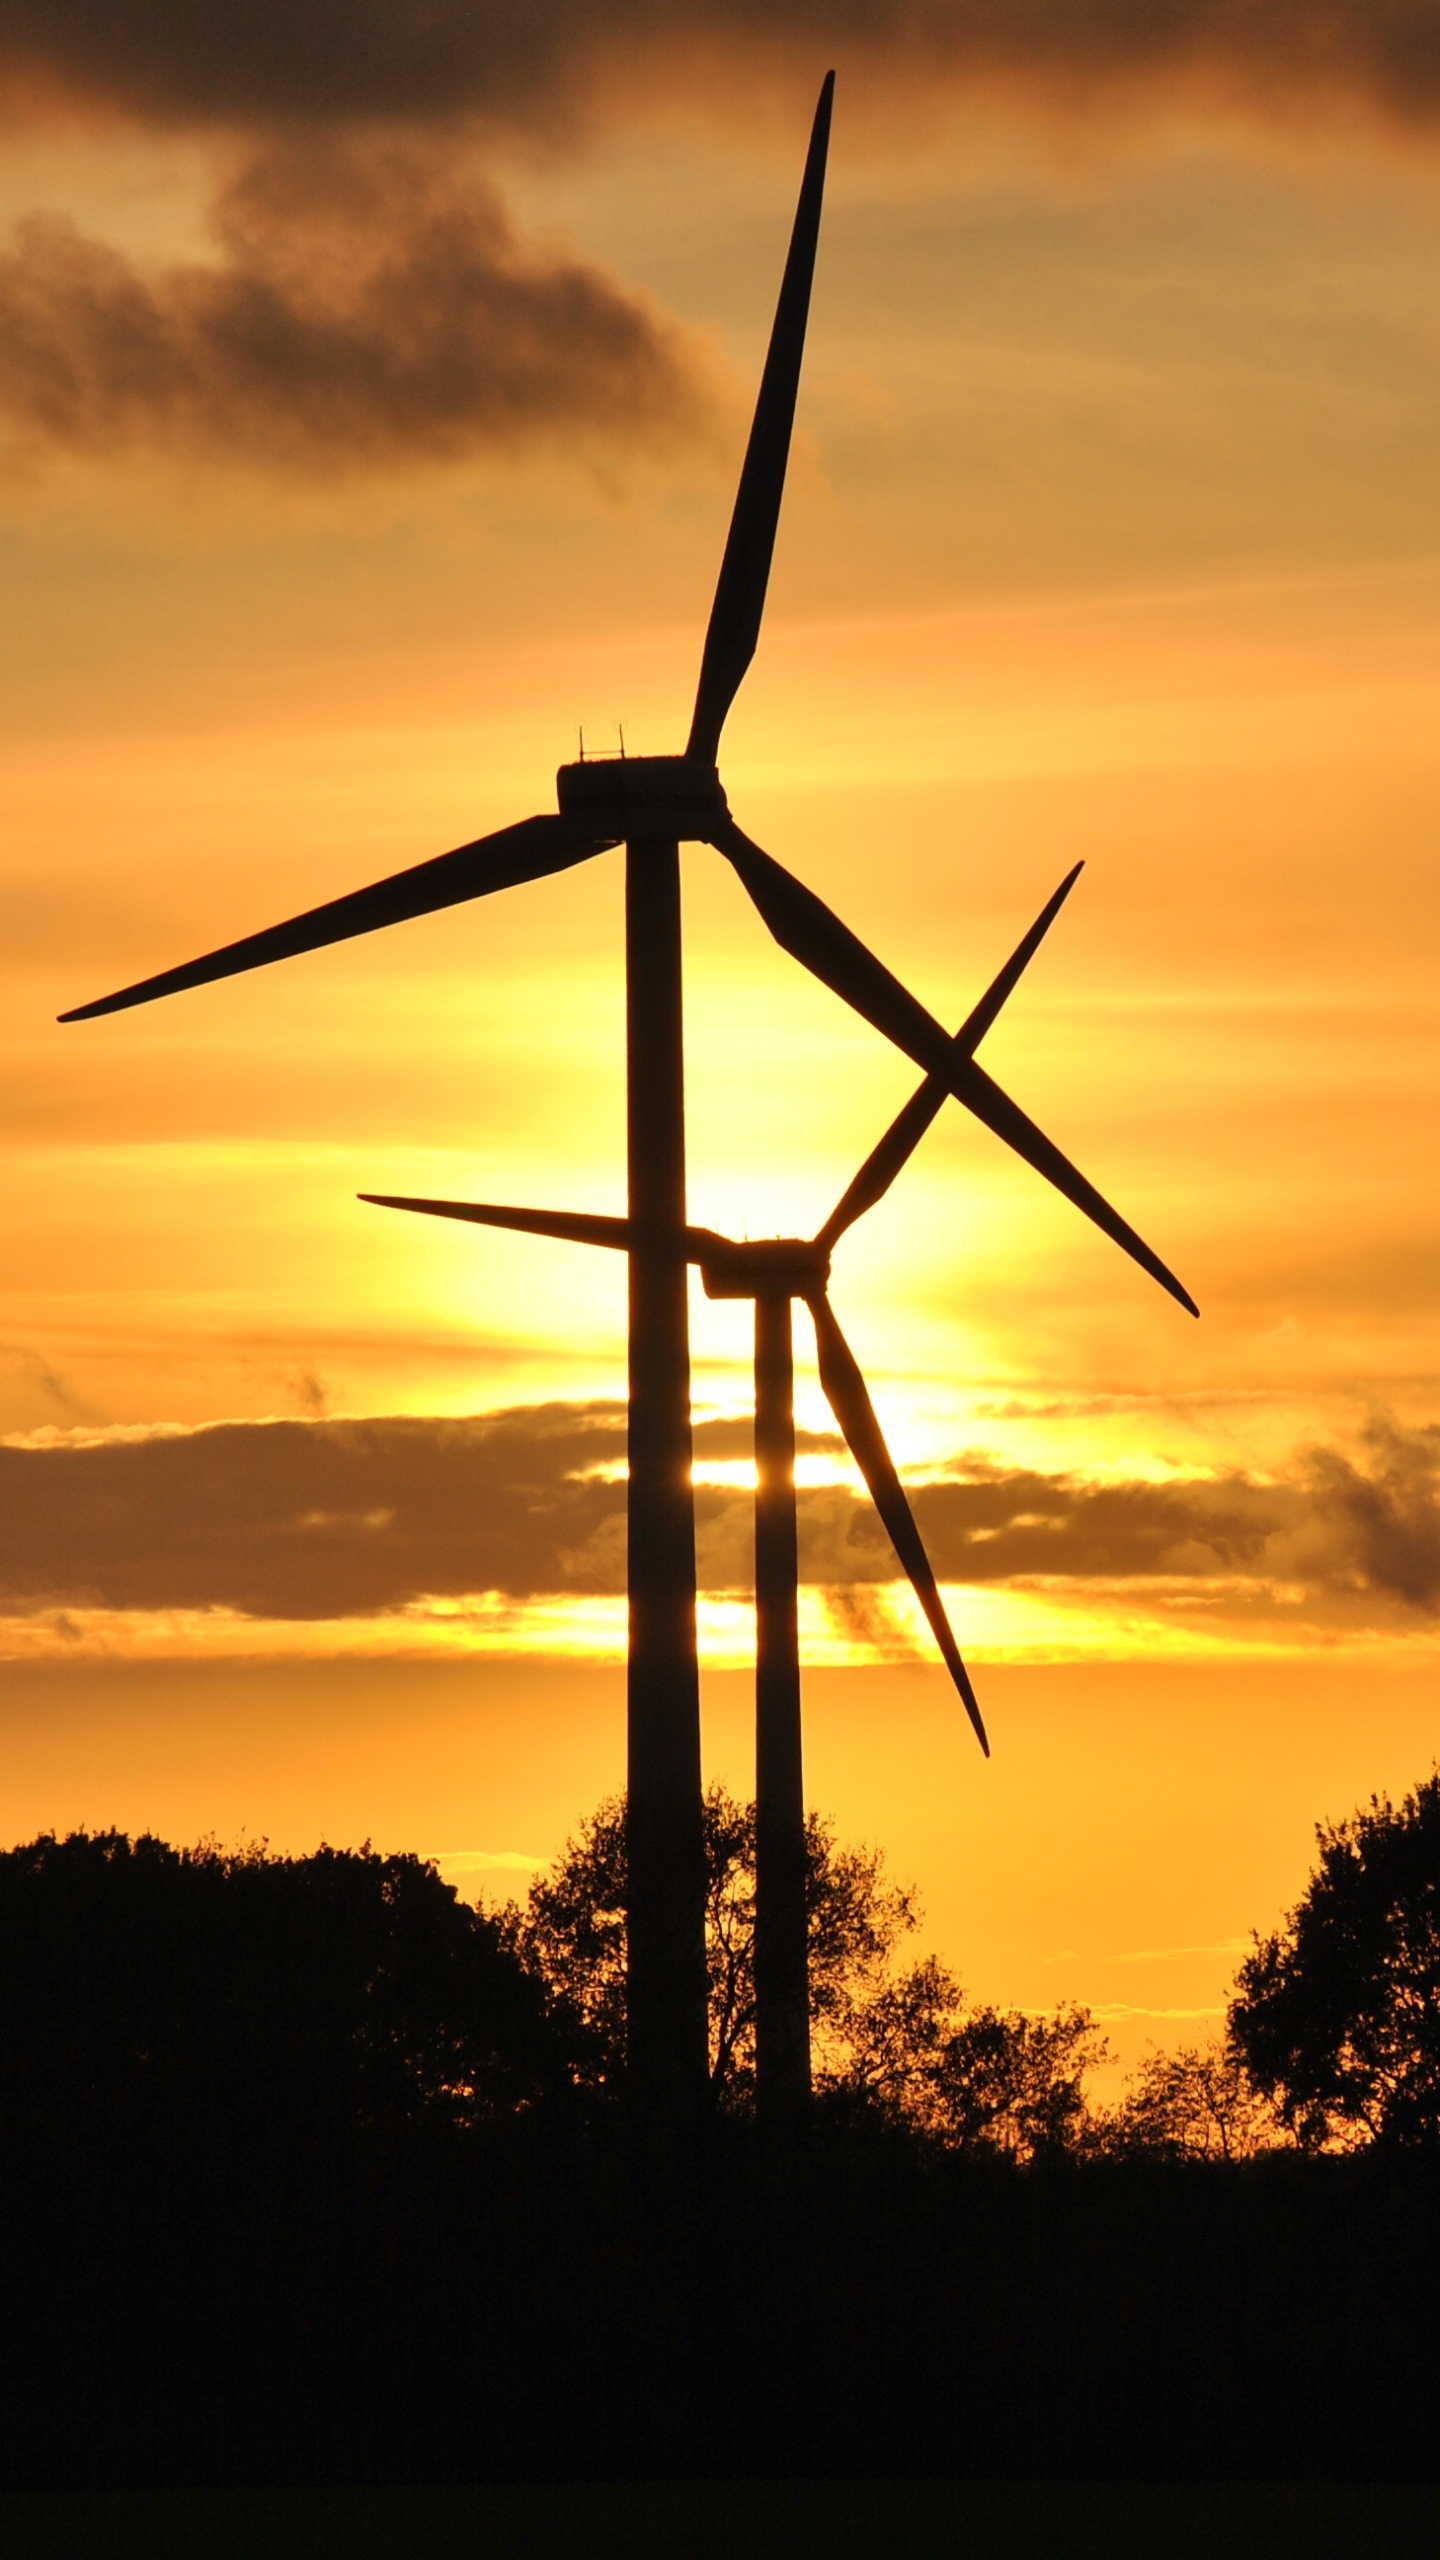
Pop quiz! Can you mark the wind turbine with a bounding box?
[357,855,1152,2114]
[60,74,1196,2124]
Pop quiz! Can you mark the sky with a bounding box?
[2,0,1440,2063]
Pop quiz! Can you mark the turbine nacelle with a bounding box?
[699,1237,830,1301]
[556,754,728,844]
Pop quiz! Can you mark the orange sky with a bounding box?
[2,41,1439,2061]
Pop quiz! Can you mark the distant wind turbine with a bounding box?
[60,74,1195,2124]
[359,856,1152,2114]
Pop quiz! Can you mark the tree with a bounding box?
[512,1785,920,2104]
[836,1957,1104,2159]
[514,1786,1106,2153]
[0,1830,577,2151]
[1098,2036,1280,2161]
[1229,1772,1440,2150]
[927,2001,1106,2159]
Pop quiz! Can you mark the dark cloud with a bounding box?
[0,137,702,471]
[902,1464,1283,1588]
[4,3,1430,477]
[5,1400,1440,1627]
[0,1344,98,1425]
[1302,1416,1440,1611]
[886,1421,1440,1617]
[3,0,1440,131]
[0,1404,631,1619]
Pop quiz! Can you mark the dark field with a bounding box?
[0,1830,1437,2498]
[3,2117,1439,2490]
[1,2480,1438,2560]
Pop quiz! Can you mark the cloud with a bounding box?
[902,1463,1285,1588]
[0,135,704,471]
[900,1422,1440,1614]
[6,1399,1440,1627]
[1301,1415,1440,1610]
[4,3,1431,478]
[3,0,1440,133]
[0,1344,100,1426]
[0,1404,630,1619]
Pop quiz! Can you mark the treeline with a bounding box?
[508,1777,1440,2160]
[0,1779,1437,2484]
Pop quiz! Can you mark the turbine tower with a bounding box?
[60,76,1196,2124]
[358,855,1184,2113]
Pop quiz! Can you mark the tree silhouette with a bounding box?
[832,1955,1104,2159]
[0,1830,578,2149]
[1098,2037,1280,2161]
[511,1786,1104,2151]
[511,1786,919,2106]
[1229,1772,1440,2150]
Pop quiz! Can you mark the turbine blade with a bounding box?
[61,814,608,1023]
[715,815,943,1063]
[952,861,1084,1057]
[360,1197,634,1252]
[686,73,834,765]
[817,863,1084,1248]
[808,1293,988,1755]
[817,1079,948,1251]
[950,1056,1198,1316]
[361,1196,731,1264]
[715,820,1196,1315]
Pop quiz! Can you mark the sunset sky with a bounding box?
[3,1,1439,2063]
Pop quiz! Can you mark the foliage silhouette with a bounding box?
[510,1785,919,2105]
[0,1829,580,2147]
[1096,2036,1280,2161]
[840,1959,1105,2159]
[511,1785,1102,2153]
[1229,1771,1440,2150]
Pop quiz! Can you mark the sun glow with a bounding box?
[6,1579,1432,1675]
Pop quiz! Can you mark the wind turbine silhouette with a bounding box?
[357,857,1126,2114]
[60,74,1196,2122]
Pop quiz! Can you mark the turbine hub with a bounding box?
[700,1238,829,1300]
[556,753,727,843]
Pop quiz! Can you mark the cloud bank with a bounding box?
[0,138,701,471]
[4,0,1440,132]
[4,0,1434,472]
[4,1401,1438,1629]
